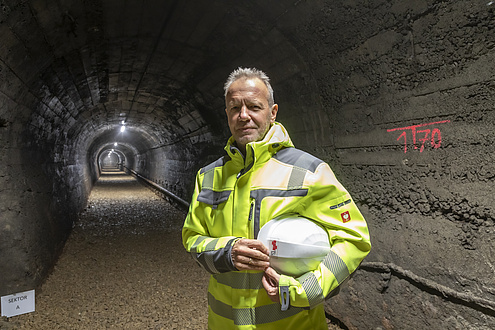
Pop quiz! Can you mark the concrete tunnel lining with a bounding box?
[0,1,494,328]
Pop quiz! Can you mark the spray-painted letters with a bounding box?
[387,120,450,153]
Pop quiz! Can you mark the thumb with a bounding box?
[264,266,281,282]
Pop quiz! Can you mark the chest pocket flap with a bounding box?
[197,189,231,209]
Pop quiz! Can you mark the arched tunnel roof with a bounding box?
[2,1,317,161]
[2,1,495,327]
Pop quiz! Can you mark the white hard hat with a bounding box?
[257,214,331,277]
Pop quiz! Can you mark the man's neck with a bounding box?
[235,142,246,156]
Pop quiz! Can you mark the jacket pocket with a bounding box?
[197,189,232,209]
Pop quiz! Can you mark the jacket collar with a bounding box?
[225,122,294,168]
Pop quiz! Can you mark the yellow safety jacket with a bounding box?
[182,122,371,329]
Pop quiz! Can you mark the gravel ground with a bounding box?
[1,171,340,329]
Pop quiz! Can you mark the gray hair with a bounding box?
[224,67,274,106]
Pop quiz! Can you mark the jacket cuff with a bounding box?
[226,237,242,271]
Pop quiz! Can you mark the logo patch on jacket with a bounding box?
[341,211,351,223]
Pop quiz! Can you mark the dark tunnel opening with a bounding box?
[99,147,125,171]
[1,1,494,328]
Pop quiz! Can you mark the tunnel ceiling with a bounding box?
[0,0,309,156]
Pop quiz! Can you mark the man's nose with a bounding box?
[238,105,250,120]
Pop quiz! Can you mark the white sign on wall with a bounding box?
[1,290,35,317]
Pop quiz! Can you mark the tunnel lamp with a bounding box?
[114,142,118,146]
[120,125,125,132]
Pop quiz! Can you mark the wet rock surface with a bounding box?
[1,171,340,329]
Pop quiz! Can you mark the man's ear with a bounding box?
[270,104,278,123]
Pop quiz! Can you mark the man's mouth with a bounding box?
[238,127,256,132]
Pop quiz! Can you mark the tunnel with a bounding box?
[0,1,494,328]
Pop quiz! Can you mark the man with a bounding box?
[182,67,371,329]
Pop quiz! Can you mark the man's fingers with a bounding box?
[231,238,271,270]
[232,239,270,262]
[262,273,279,303]
[245,240,270,257]
[247,239,270,255]
[263,267,281,287]
[235,259,269,271]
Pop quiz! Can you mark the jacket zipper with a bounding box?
[248,199,255,238]
[233,145,256,237]
[248,199,255,221]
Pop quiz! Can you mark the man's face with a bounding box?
[225,78,278,152]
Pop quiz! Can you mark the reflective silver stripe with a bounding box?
[205,238,219,251]
[213,272,264,290]
[287,166,306,189]
[204,252,219,274]
[200,156,229,174]
[297,272,324,309]
[200,161,216,174]
[200,156,229,188]
[191,251,215,273]
[198,156,232,206]
[192,238,237,274]
[208,292,307,325]
[202,168,215,189]
[322,250,350,284]
[273,147,323,173]
[203,239,220,273]
[190,236,208,253]
[190,237,218,273]
[295,152,321,172]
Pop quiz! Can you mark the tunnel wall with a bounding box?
[0,49,98,297]
[0,124,91,297]
[275,1,495,328]
[0,1,494,328]
[137,138,226,208]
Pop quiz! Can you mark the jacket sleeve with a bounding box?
[278,162,371,309]
[182,171,239,274]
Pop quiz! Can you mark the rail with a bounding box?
[124,166,190,209]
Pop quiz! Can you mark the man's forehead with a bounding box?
[226,78,268,98]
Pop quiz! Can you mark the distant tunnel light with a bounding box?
[114,142,118,146]
[120,125,125,132]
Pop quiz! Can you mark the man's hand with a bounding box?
[262,267,281,303]
[231,238,270,271]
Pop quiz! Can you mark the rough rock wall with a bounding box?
[0,126,80,296]
[287,1,495,328]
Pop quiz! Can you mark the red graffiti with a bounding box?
[272,240,278,251]
[387,120,450,153]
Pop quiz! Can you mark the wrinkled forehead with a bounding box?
[225,78,269,102]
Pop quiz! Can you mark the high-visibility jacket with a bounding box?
[182,122,371,329]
